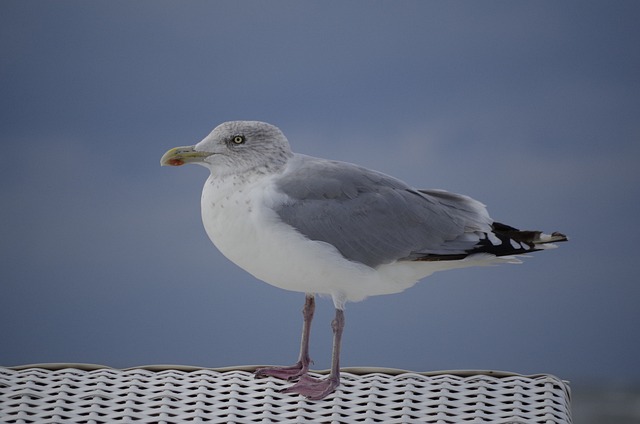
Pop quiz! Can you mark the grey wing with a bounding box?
[274,157,494,268]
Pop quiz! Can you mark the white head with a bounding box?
[161,121,293,176]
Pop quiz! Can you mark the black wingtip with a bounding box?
[410,222,567,263]
[550,231,569,242]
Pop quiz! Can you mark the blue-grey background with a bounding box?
[1,0,638,408]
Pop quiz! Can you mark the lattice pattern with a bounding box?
[0,365,571,423]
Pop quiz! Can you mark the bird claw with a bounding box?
[255,361,309,381]
[279,374,339,400]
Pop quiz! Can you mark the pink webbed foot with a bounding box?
[254,360,310,381]
[256,295,315,381]
[280,373,340,400]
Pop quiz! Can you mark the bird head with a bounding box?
[161,121,292,176]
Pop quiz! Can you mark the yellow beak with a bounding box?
[160,146,212,166]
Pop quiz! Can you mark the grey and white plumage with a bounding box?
[161,120,567,400]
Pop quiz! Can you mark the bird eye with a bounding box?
[232,135,245,145]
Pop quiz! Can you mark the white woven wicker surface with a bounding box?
[0,365,571,424]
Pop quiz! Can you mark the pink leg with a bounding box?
[255,294,315,380]
[280,308,344,400]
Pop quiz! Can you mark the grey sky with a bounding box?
[1,1,638,389]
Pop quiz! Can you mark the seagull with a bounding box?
[160,121,567,400]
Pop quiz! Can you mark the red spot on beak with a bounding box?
[167,158,184,166]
